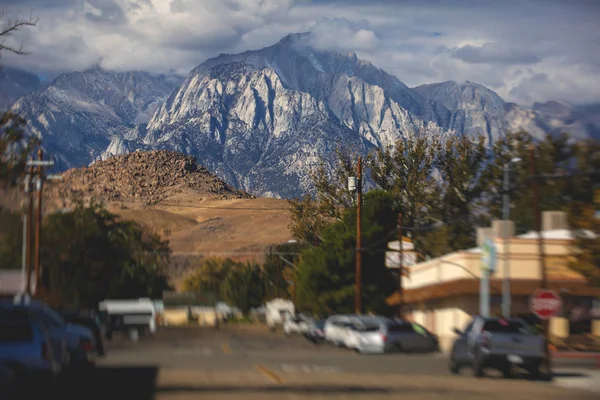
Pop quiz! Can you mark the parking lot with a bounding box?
[10,325,599,400]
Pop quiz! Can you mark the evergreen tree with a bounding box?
[295,190,398,314]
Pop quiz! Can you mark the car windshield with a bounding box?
[483,320,528,334]
[315,320,325,329]
[357,325,380,332]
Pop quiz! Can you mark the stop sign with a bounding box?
[530,289,563,320]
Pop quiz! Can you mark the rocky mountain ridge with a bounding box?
[6,33,600,198]
[0,67,42,111]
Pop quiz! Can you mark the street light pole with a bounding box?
[529,144,551,375]
[502,158,521,318]
[355,156,363,315]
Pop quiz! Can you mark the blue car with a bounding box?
[1,296,97,369]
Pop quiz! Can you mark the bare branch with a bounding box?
[0,10,38,56]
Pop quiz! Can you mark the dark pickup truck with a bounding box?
[449,316,549,379]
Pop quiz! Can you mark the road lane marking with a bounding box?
[281,364,340,373]
[221,341,232,355]
[255,364,284,383]
[174,347,213,356]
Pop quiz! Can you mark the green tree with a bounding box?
[432,135,488,255]
[181,257,235,296]
[0,209,21,268]
[289,145,359,246]
[369,136,441,255]
[295,190,398,315]
[183,257,269,312]
[221,262,265,313]
[569,203,600,286]
[40,202,171,309]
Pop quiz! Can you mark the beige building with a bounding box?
[387,211,600,352]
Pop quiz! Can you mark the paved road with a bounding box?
[8,325,598,400]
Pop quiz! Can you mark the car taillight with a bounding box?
[42,342,52,361]
[80,338,94,352]
[381,333,388,343]
[480,331,492,348]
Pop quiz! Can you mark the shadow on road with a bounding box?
[155,385,478,396]
[551,372,588,378]
[4,366,159,400]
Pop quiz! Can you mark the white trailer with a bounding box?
[98,298,157,341]
[265,298,295,331]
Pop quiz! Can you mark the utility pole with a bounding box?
[529,144,551,373]
[355,156,363,315]
[21,172,32,293]
[20,149,59,297]
[397,213,404,319]
[25,166,34,294]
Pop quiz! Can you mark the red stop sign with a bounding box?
[530,289,563,320]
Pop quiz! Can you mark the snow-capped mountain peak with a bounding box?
[7,34,599,198]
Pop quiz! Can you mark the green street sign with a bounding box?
[481,237,497,274]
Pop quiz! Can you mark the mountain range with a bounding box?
[4,33,600,198]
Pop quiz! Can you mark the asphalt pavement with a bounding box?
[7,325,598,400]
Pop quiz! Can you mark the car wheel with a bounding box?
[473,350,485,378]
[449,354,460,375]
[501,364,513,379]
[529,361,552,381]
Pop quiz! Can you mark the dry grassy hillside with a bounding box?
[2,151,293,271]
[111,197,292,261]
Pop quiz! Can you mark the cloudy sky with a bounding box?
[1,0,599,105]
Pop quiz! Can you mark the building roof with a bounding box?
[388,278,600,306]
[517,229,596,240]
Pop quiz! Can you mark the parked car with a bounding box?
[324,315,359,346]
[448,316,548,379]
[1,296,97,368]
[304,319,327,344]
[0,361,14,388]
[283,314,314,336]
[344,318,439,354]
[0,310,62,387]
[60,311,106,357]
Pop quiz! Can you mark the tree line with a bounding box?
[289,132,600,314]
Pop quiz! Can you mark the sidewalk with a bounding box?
[554,368,600,394]
[553,351,600,368]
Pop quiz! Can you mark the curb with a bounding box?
[552,352,600,368]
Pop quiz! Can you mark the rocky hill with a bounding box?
[45,150,252,209]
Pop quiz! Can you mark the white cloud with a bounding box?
[308,18,378,52]
[1,0,599,105]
